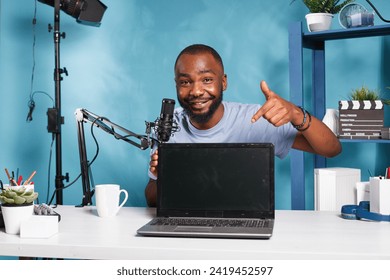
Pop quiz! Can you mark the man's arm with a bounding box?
[145,178,157,207]
[145,150,159,207]
[251,81,341,157]
[291,110,341,157]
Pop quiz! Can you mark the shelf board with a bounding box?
[303,24,390,45]
[288,21,390,209]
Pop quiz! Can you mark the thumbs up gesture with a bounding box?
[251,80,298,127]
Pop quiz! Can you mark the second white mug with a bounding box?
[95,184,128,218]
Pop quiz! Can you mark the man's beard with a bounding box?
[178,93,223,124]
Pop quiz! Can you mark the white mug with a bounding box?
[95,184,128,217]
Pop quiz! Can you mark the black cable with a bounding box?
[27,0,38,122]
[46,112,141,205]
[29,0,56,206]
[30,0,37,96]
[46,112,149,205]
[27,1,55,122]
[88,117,103,166]
[365,0,390,23]
[46,136,55,204]
[26,91,55,122]
[47,117,102,205]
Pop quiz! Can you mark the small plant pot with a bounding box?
[1,204,33,235]
[305,13,334,32]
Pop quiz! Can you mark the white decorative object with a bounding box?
[322,108,339,136]
[1,204,34,234]
[356,181,370,204]
[305,13,333,32]
[339,3,374,29]
[314,168,361,211]
[370,177,390,215]
[21,215,59,238]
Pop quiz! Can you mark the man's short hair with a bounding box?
[174,44,224,71]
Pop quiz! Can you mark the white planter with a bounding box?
[305,13,334,32]
[1,204,33,235]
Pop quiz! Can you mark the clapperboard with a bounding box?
[338,100,384,139]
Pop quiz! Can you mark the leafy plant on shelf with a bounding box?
[0,186,38,205]
[291,0,355,14]
[349,85,390,105]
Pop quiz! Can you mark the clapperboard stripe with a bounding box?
[339,100,383,110]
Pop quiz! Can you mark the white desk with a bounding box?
[0,205,389,259]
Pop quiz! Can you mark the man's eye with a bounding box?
[179,80,190,86]
[203,78,213,83]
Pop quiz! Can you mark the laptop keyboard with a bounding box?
[151,218,268,228]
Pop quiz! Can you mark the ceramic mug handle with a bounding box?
[117,189,128,214]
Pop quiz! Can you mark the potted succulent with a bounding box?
[292,0,355,32]
[0,186,38,234]
[338,86,389,140]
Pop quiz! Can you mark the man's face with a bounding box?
[174,52,227,127]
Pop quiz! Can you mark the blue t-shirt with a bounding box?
[148,101,297,179]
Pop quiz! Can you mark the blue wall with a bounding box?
[1,0,389,210]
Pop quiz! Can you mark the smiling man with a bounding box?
[174,45,226,130]
[144,44,341,207]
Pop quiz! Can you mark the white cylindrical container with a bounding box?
[322,108,339,136]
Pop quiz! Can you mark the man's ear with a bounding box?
[222,74,228,91]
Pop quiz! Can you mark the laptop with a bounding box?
[137,143,275,239]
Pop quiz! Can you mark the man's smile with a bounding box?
[188,99,212,110]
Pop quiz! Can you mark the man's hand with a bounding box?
[146,150,159,207]
[250,81,341,158]
[251,80,300,126]
[149,150,159,178]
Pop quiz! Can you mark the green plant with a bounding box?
[293,0,355,14]
[350,85,379,100]
[0,186,38,205]
[349,85,390,105]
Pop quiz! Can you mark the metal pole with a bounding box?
[53,0,65,204]
[76,118,93,206]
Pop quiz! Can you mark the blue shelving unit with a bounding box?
[288,22,390,210]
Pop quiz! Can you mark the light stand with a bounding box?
[74,108,153,206]
[48,0,67,205]
[39,0,107,205]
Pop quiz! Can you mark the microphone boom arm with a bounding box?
[76,108,150,150]
[74,108,151,207]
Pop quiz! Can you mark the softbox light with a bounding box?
[38,0,107,27]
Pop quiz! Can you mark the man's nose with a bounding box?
[190,82,204,97]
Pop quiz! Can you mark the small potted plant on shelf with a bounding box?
[0,185,38,234]
[338,85,389,140]
[292,0,355,32]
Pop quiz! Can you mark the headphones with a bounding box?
[341,201,390,222]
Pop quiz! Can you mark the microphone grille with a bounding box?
[161,98,175,115]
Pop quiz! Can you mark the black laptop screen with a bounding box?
[157,143,274,218]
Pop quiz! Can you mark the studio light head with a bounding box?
[38,0,107,27]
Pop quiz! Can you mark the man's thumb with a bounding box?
[260,80,273,100]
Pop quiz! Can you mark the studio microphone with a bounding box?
[155,98,177,142]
